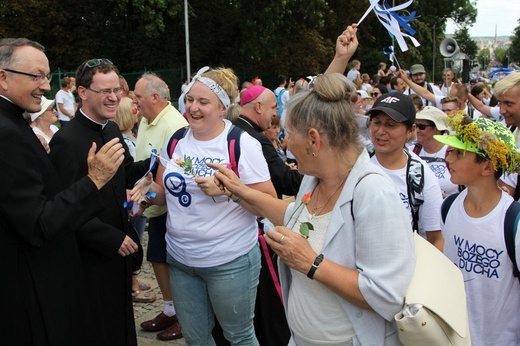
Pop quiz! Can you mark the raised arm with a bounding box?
[398,69,437,104]
[467,92,493,117]
[325,24,358,75]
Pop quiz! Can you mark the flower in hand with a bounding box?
[175,157,196,177]
[288,191,314,238]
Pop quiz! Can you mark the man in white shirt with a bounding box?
[440,68,455,97]
[405,64,443,106]
[55,76,75,128]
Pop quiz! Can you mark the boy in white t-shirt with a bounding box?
[434,116,520,346]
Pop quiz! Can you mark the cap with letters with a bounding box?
[366,92,416,123]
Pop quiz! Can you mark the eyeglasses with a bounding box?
[86,87,123,96]
[416,124,434,130]
[78,58,113,85]
[3,68,52,84]
[370,92,381,97]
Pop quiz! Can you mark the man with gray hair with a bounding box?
[0,38,124,344]
[133,72,187,340]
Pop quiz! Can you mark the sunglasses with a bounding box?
[416,124,434,130]
[370,92,381,97]
[78,58,113,85]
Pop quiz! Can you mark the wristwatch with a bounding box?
[307,254,324,279]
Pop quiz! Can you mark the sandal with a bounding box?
[132,290,156,303]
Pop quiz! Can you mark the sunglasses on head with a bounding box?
[78,58,113,86]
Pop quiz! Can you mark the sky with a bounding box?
[445,0,520,37]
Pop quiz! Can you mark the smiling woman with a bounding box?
[368,92,445,251]
[131,66,277,345]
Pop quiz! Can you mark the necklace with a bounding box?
[310,172,350,217]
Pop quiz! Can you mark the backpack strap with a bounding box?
[514,175,520,201]
[167,127,189,159]
[405,150,425,231]
[425,83,434,106]
[504,201,520,283]
[167,125,242,178]
[226,125,243,177]
[441,192,459,224]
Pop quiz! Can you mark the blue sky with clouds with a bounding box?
[445,0,520,37]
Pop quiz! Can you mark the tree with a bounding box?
[509,19,520,64]
[477,48,491,69]
[453,27,478,59]
[494,47,509,67]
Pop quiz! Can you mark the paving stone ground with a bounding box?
[133,232,186,346]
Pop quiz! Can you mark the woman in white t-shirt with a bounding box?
[409,106,459,197]
[132,67,276,345]
[368,92,445,251]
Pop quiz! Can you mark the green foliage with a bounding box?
[494,48,509,67]
[0,0,480,90]
[453,27,478,58]
[477,48,491,68]
[510,19,520,64]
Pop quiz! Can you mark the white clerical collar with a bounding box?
[80,108,109,128]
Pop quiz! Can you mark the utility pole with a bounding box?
[185,0,191,81]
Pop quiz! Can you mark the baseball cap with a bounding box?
[30,96,55,122]
[434,116,520,173]
[356,90,372,99]
[367,92,416,123]
[410,64,426,75]
[417,106,448,131]
[240,85,266,106]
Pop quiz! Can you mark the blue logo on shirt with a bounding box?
[164,172,191,207]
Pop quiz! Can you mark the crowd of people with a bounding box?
[1,20,519,346]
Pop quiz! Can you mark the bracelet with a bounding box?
[227,192,242,203]
[307,254,324,279]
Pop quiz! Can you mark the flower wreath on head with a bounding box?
[448,114,520,174]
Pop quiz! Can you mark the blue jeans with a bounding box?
[167,244,261,346]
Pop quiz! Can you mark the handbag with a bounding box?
[394,232,471,346]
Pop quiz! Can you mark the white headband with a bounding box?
[182,66,231,109]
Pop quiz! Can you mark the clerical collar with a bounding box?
[80,108,109,129]
[0,95,13,103]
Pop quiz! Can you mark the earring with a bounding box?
[312,152,316,157]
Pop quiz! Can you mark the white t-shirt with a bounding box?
[55,89,75,122]
[32,125,59,144]
[414,145,459,196]
[346,69,360,82]
[288,208,355,344]
[406,82,443,106]
[161,119,270,267]
[371,151,443,238]
[362,83,371,92]
[442,190,520,345]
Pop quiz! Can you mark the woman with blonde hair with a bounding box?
[112,96,139,159]
[132,66,276,345]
